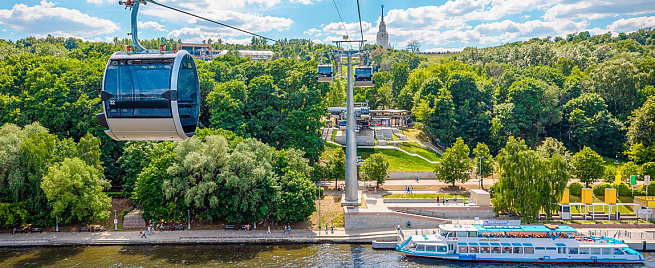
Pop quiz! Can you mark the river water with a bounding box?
[1,244,654,267]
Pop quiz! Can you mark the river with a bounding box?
[1,244,654,267]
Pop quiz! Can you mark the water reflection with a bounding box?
[0,244,652,268]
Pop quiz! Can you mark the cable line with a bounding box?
[356,0,364,43]
[331,0,349,38]
[147,0,278,43]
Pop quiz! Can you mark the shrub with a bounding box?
[593,183,612,196]
[613,182,631,196]
[569,182,583,196]
[640,184,655,196]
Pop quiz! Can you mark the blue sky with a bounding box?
[0,0,654,52]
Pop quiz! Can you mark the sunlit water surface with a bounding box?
[1,244,654,267]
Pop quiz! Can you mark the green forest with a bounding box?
[1,28,655,227]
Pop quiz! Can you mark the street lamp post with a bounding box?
[317,183,321,230]
[114,210,117,231]
[55,215,59,232]
[479,156,484,189]
[187,210,191,230]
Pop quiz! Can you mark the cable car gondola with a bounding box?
[95,0,199,141]
[354,66,374,87]
[317,64,333,82]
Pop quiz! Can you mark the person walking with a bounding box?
[331,223,334,234]
[437,196,440,203]
[325,224,328,234]
[147,226,151,235]
[289,226,292,234]
[140,231,147,239]
[267,226,271,234]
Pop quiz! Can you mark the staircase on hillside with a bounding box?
[122,209,146,229]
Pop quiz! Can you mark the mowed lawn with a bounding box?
[359,148,435,172]
[398,142,441,162]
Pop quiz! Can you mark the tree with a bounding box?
[537,137,570,159]
[406,39,420,53]
[494,137,567,222]
[624,143,655,164]
[620,162,642,181]
[495,137,547,222]
[627,96,655,147]
[323,147,345,188]
[434,137,472,186]
[643,162,655,178]
[132,142,178,222]
[274,170,317,223]
[472,142,494,188]
[361,153,390,186]
[41,157,111,224]
[571,147,605,187]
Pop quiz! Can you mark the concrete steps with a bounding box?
[122,210,146,229]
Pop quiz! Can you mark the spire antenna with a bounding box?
[381,5,384,22]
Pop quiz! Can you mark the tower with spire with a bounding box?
[376,5,391,49]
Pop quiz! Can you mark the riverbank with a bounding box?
[0,229,398,247]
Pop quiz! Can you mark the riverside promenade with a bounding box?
[0,229,398,247]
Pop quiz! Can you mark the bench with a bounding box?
[12,227,26,234]
[79,227,91,232]
[173,225,184,231]
[93,226,106,232]
[30,228,42,233]
[159,225,171,231]
[225,225,236,231]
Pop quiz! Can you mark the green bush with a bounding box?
[613,182,631,196]
[0,203,28,228]
[639,184,655,196]
[593,183,612,196]
[569,182,583,196]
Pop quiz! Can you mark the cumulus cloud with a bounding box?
[85,0,113,5]
[304,28,321,36]
[290,0,320,4]
[544,0,655,21]
[608,16,655,33]
[0,1,119,38]
[139,21,166,31]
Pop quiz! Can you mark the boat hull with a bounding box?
[403,253,644,264]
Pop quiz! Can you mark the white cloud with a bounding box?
[290,0,320,4]
[85,0,113,5]
[304,28,321,36]
[0,1,119,38]
[608,16,655,33]
[544,0,655,21]
[139,21,166,31]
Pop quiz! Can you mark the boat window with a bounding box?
[568,248,578,254]
[469,246,479,253]
[579,248,589,255]
[480,246,489,253]
[591,248,601,255]
[513,247,523,254]
[602,248,612,255]
[546,247,556,251]
[417,245,425,251]
[468,231,477,237]
[502,247,511,254]
[437,246,447,252]
[524,247,534,254]
[613,248,624,255]
[491,247,501,253]
[448,244,454,251]
[535,247,545,250]
[557,247,566,254]
[459,246,468,253]
[426,245,436,252]
[456,231,467,237]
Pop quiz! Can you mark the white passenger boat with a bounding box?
[396,222,644,264]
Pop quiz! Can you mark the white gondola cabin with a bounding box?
[354,66,374,87]
[96,50,200,141]
[317,64,333,82]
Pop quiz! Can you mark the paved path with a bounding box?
[0,228,399,247]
